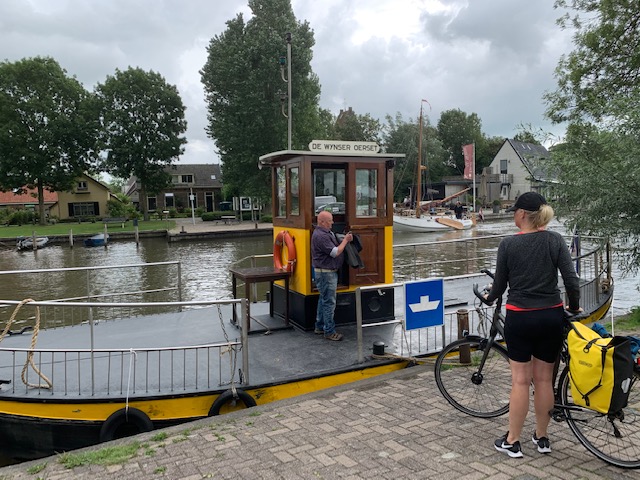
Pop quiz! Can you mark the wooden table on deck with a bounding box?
[229,266,291,330]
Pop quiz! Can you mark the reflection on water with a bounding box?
[0,220,636,315]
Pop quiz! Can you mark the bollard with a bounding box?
[457,309,471,364]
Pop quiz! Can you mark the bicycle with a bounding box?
[434,269,640,469]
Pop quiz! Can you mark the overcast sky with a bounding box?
[1,0,573,164]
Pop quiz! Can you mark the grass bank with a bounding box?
[602,307,640,336]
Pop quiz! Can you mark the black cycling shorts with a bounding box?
[504,306,564,363]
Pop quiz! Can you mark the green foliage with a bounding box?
[546,0,640,125]
[261,214,272,223]
[544,1,640,273]
[201,0,322,200]
[436,109,484,175]
[58,442,140,468]
[3,209,37,226]
[383,112,446,202]
[0,56,100,225]
[96,67,187,221]
[201,211,235,221]
[26,463,47,474]
[334,109,382,143]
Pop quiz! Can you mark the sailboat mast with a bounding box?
[416,103,423,219]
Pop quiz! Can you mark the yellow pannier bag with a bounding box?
[568,321,634,415]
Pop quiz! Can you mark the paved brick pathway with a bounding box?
[0,365,635,479]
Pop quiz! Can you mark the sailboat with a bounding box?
[393,101,473,233]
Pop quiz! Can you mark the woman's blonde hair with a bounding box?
[525,203,554,229]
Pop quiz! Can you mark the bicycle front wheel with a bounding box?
[560,366,640,469]
[434,337,510,418]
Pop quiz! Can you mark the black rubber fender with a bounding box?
[208,388,257,416]
[99,407,154,443]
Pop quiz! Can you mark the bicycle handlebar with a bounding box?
[473,270,495,306]
[473,283,494,305]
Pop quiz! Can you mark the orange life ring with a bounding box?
[274,230,296,272]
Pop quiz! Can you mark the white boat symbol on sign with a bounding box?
[408,295,440,313]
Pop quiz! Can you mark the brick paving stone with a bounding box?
[1,364,638,479]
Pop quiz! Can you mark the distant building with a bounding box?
[126,164,223,213]
[436,139,552,208]
[486,139,551,202]
[0,188,58,212]
[0,173,117,220]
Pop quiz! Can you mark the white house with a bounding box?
[487,139,550,202]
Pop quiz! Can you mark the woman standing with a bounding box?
[485,192,581,458]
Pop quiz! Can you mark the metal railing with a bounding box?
[0,261,183,329]
[0,298,249,398]
[356,236,613,359]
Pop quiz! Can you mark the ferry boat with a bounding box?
[0,145,614,461]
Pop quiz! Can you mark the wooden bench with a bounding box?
[221,215,237,224]
[103,217,128,228]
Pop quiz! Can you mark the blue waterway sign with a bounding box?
[404,278,444,330]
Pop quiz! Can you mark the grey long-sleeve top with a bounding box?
[486,230,580,311]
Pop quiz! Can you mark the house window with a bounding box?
[148,196,157,211]
[500,159,508,174]
[71,202,98,217]
[165,193,174,208]
[171,174,193,184]
[210,175,217,180]
[77,181,88,191]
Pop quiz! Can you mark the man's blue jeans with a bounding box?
[315,271,338,334]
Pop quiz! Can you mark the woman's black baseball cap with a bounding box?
[506,192,547,212]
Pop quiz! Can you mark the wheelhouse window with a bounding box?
[355,168,377,217]
[276,166,287,217]
[289,167,299,216]
[314,168,345,214]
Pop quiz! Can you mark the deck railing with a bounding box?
[0,298,249,398]
[0,261,183,329]
[357,235,612,358]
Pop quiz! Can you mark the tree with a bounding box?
[0,56,99,224]
[544,0,640,272]
[383,112,446,202]
[436,109,483,175]
[96,67,187,221]
[334,108,382,143]
[201,0,323,200]
[546,0,640,125]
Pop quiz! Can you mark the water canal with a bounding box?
[0,219,636,316]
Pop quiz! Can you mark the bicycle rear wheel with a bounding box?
[559,366,640,469]
[434,337,510,418]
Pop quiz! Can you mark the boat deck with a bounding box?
[0,304,402,400]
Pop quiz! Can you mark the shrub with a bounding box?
[261,215,272,223]
[8,209,36,225]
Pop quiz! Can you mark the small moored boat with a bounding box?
[16,236,49,251]
[84,233,108,247]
